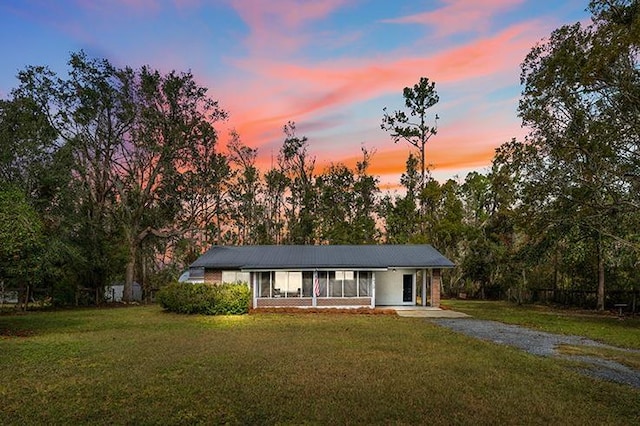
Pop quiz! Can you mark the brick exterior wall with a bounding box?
[256,298,313,307]
[317,298,371,307]
[204,269,222,284]
[254,297,372,308]
[431,268,441,307]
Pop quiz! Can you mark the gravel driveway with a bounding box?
[432,318,640,389]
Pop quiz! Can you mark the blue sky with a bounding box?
[0,0,590,187]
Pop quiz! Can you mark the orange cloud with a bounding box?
[337,134,507,177]
[227,85,527,188]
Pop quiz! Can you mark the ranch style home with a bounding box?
[188,245,454,308]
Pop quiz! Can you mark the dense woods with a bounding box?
[0,0,638,310]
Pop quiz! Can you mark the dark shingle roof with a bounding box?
[190,245,454,270]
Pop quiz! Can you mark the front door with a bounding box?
[402,274,413,303]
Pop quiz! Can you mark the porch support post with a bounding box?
[252,272,257,309]
[312,270,317,307]
[371,272,376,308]
[431,268,441,308]
[413,273,417,306]
[422,269,427,307]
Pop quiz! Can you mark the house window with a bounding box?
[317,271,328,297]
[274,271,287,297]
[286,272,302,297]
[256,271,373,299]
[329,271,341,297]
[189,267,205,281]
[302,272,313,297]
[222,271,250,284]
[273,271,303,297]
[327,271,370,298]
[258,272,272,297]
[343,271,357,297]
[358,272,372,297]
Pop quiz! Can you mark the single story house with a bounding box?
[188,244,454,308]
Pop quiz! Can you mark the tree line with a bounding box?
[1,0,638,309]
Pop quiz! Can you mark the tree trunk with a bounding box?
[419,142,426,235]
[596,235,605,311]
[553,247,558,290]
[123,245,136,303]
[22,284,30,312]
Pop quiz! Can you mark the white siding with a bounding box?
[374,269,415,306]
[221,271,251,284]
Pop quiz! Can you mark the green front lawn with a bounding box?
[1,306,638,425]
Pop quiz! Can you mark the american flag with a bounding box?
[313,274,320,297]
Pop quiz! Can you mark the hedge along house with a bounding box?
[189,245,454,308]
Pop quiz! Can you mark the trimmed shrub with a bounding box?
[213,283,251,315]
[156,282,250,315]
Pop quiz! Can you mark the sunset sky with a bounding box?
[0,0,590,188]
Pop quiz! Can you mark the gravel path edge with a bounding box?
[431,318,640,389]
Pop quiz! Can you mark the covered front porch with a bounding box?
[374,268,442,307]
[250,268,442,309]
[251,270,376,308]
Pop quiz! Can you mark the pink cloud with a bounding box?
[381,0,525,37]
[227,0,349,55]
[257,20,531,85]
[216,19,539,150]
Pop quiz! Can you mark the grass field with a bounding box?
[1,305,639,425]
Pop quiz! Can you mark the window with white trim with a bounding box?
[358,272,372,297]
[256,271,373,298]
[221,271,250,284]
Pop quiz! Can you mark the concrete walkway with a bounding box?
[392,306,470,318]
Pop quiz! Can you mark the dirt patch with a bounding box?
[0,328,35,338]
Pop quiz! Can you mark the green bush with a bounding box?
[156,282,250,315]
[213,283,251,315]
